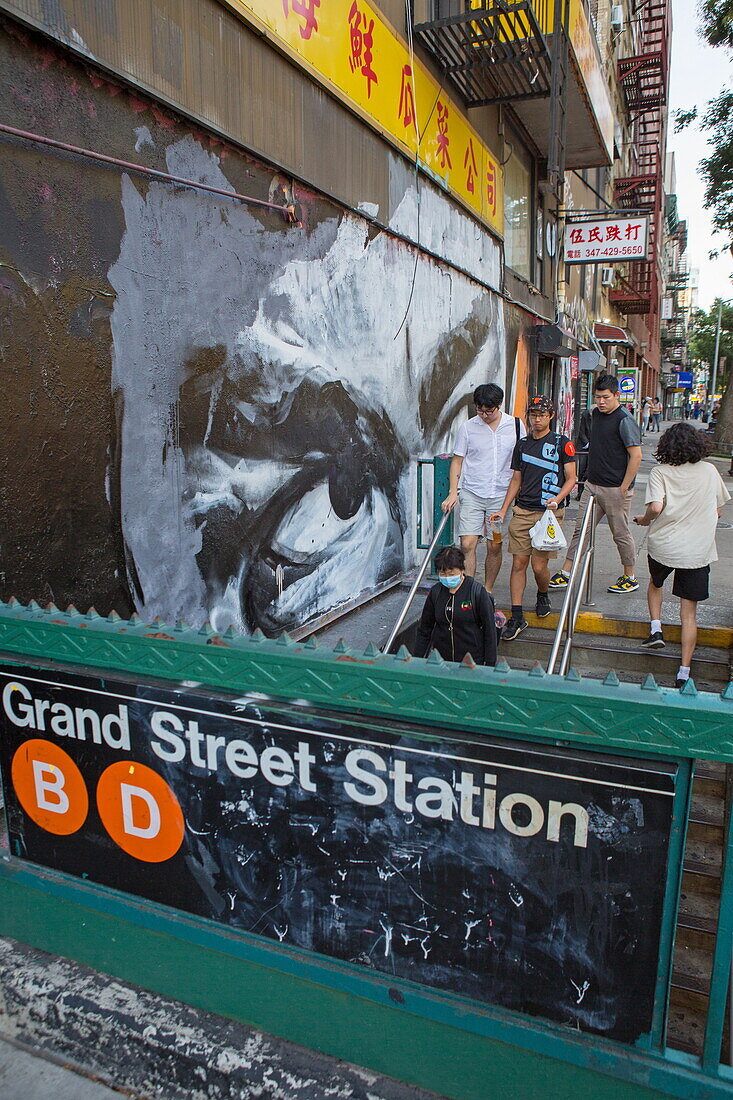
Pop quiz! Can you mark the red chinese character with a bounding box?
[486,163,496,215]
[436,101,452,170]
[348,3,378,98]
[569,227,585,244]
[605,224,621,241]
[398,64,416,129]
[282,0,320,40]
[588,226,603,243]
[463,138,478,193]
[625,222,641,240]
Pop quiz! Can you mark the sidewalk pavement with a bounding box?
[480,419,733,629]
[0,1034,126,1099]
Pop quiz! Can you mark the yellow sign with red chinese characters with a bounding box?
[222,0,504,236]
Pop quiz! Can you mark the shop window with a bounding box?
[537,356,556,402]
[504,141,533,280]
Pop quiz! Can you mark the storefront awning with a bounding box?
[534,323,575,358]
[593,322,632,345]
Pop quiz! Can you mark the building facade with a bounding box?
[0,0,671,634]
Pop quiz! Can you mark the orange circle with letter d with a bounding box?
[11,739,89,835]
[96,761,184,863]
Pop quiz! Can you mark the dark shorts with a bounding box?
[647,555,710,602]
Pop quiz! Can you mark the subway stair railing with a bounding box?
[546,495,597,676]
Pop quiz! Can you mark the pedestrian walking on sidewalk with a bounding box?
[441,383,526,594]
[549,373,642,595]
[413,546,498,665]
[651,398,663,432]
[634,423,730,688]
[642,397,653,434]
[490,396,577,640]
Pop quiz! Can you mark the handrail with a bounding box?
[546,496,596,675]
[382,509,451,654]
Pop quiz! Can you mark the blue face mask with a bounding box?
[439,574,463,589]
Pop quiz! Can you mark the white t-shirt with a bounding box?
[645,461,730,568]
[453,412,526,499]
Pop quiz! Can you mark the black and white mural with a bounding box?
[0,25,507,631]
[110,139,505,634]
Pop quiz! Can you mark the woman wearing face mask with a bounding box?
[413,546,497,665]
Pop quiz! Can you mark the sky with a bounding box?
[667,0,733,312]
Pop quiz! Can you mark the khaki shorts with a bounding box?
[457,488,507,539]
[508,506,564,558]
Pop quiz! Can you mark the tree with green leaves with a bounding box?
[689,300,733,448]
[675,1,733,446]
[675,2,733,255]
[689,300,733,368]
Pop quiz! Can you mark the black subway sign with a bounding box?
[0,665,678,1043]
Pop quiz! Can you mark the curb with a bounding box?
[503,610,733,649]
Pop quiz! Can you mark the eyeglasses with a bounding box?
[476,406,499,417]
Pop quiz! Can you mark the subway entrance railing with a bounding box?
[0,599,733,1099]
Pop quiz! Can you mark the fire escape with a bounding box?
[413,0,570,202]
[609,0,670,316]
[661,213,690,364]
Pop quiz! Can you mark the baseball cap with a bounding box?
[528,395,554,413]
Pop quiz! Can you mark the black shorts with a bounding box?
[647,555,710,602]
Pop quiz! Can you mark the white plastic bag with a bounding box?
[529,508,567,552]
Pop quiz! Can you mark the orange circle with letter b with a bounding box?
[96,761,184,863]
[11,739,89,835]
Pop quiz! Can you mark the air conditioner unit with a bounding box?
[610,5,624,31]
[601,267,616,287]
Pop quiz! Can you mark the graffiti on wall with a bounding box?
[110,139,506,634]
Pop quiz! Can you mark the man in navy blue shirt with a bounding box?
[491,396,577,639]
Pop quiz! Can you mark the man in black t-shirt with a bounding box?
[549,373,642,595]
[490,396,577,639]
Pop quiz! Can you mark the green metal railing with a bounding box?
[416,453,454,552]
[1,598,733,1098]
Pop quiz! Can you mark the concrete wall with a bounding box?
[0,19,509,634]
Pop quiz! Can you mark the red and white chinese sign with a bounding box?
[564,216,649,264]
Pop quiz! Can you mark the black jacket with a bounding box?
[414,577,497,666]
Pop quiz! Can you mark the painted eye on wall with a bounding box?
[328,464,370,521]
[242,481,402,635]
[275,482,371,558]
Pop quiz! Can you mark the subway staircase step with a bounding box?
[687,790,724,846]
[693,761,728,800]
[497,629,730,686]
[672,944,714,991]
[666,1005,708,1057]
[683,836,723,879]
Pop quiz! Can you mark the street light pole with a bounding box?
[709,298,723,415]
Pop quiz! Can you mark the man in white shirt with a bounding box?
[442,383,526,592]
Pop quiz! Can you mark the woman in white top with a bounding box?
[642,397,653,435]
[634,423,730,688]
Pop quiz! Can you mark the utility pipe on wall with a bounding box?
[0,122,297,220]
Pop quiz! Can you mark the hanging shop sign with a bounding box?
[564,215,650,264]
[675,372,693,388]
[0,665,678,1045]
[221,0,503,236]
